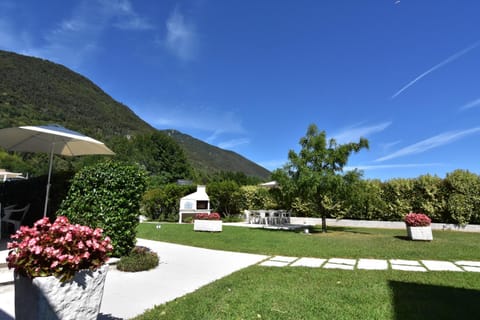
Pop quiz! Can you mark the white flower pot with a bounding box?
[194,220,223,232]
[407,226,433,241]
[14,264,109,320]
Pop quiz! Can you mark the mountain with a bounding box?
[0,50,154,139]
[0,50,271,179]
[163,130,271,179]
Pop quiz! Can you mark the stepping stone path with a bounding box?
[259,257,480,272]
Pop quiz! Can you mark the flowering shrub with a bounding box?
[404,212,431,227]
[6,216,113,282]
[194,212,221,220]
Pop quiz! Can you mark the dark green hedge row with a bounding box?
[270,169,480,226]
[339,170,480,225]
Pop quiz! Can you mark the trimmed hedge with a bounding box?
[59,161,147,257]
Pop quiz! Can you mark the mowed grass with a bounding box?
[133,223,480,320]
[137,223,480,260]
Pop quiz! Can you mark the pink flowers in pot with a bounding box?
[404,212,431,227]
[194,212,221,220]
[6,216,113,282]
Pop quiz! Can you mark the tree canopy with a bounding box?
[275,124,369,232]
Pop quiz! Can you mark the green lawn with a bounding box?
[133,223,480,320]
[137,223,479,260]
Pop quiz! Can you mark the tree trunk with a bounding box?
[321,214,327,233]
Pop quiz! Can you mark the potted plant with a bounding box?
[193,212,222,232]
[6,216,113,320]
[404,212,433,241]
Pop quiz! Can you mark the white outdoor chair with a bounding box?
[2,204,30,233]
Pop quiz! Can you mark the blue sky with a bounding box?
[1,0,480,180]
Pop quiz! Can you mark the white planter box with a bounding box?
[194,220,222,232]
[14,264,109,320]
[407,226,433,241]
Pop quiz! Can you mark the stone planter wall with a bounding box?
[14,264,109,320]
[194,220,222,232]
[407,226,433,241]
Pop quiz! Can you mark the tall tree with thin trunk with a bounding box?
[284,124,369,232]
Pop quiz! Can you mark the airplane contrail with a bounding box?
[391,41,480,99]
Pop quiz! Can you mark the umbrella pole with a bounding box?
[43,144,55,218]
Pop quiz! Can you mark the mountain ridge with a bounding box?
[0,50,271,179]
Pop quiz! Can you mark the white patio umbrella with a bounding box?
[0,125,115,217]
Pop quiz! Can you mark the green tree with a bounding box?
[141,183,195,221]
[240,185,277,210]
[283,124,369,232]
[208,180,242,216]
[112,132,193,186]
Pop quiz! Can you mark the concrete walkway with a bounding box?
[0,239,268,320]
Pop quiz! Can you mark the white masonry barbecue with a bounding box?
[178,185,211,223]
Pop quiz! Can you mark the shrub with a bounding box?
[59,161,147,257]
[444,170,480,225]
[240,185,277,210]
[6,216,113,282]
[208,181,242,216]
[404,213,431,227]
[141,184,195,221]
[222,214,244,222]
[116,246,159,272]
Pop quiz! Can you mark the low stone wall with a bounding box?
[290,217,480,233]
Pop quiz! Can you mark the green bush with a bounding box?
[411,174,446,222]
[444,170,480,225]
[222,214,244,222]
[381,178,414,221]
[208,180,242,216]
[116,246,159,272]
[141,184,195,221]
[59,161,147,257]
[239,185,277,210]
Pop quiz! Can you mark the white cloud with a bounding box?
[164,8,197,61]
[217,138,250,150]
[460,98,480,111]
[333,122,391,144]
[375,127,480,162]
[380,140,402,151]
[0,0,153,68]
[150,105,245,139]
[105,0,153,30]
[391,41,480,99]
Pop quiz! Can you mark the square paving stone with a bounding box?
[259,260,290,267]
[357,259,388,270]
[461,266,480,272]
[328,258,356,266]
[290,258,326,268]
[323,263,355,270]
[455,261,480,267]
[270,256,298,263]
[421,260,463,272]
[391,264,427,272]
[390,259,422,266]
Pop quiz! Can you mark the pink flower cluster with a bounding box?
[194,212,221,220]
[404,212,431,227]
[6,216,113,282]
